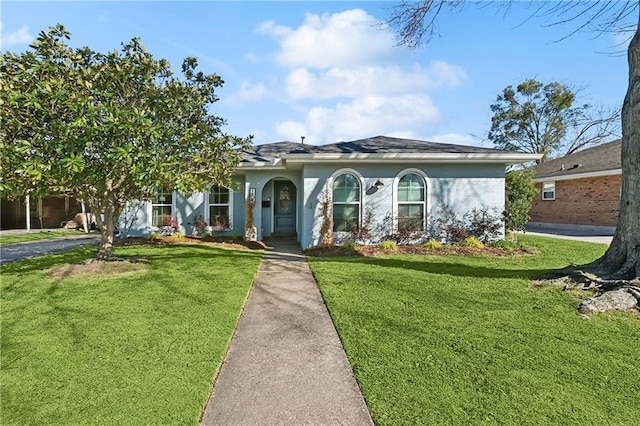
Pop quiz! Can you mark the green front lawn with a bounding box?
[1,243,262,425]
[309,235,640,425]
[0,230,92,246]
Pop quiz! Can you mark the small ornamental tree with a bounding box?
[0,25,251,259]
[503,169,537,236]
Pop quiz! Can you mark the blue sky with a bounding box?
[1,1,633,147]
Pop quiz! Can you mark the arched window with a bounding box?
[332,173,360,232]
[397,173,425,232]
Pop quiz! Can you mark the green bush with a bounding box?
[170,232,185,241]
[380,240,397,252]
[342,240,357,251]
[422,240,443,250]
[459,236,484,248]
[490,239,518,250]
[148,232,162,240]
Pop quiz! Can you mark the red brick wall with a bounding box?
[529,174,621,227]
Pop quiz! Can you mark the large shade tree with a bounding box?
[388,1,639,280]
[0,25,251,259]
[489,78,620,163]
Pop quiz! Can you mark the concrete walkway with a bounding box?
[200,241,373,426]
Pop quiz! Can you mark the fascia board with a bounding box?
[533,168,622,183]
[236,158,286,170]
[283,153,542,164]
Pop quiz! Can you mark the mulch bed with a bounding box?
[115,236,534,257]
[304,244,537,257]
[115,235,268,250]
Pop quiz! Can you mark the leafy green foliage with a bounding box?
[0,25,251,258]
[488,79,616,163]
[504,169,537,233]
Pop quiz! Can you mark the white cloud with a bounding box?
[259,9,468,145]
[258,9,394,68]
[285,62,467,100]
[275,120,307,142]
[276,94,440,144]
[227,81,266,105]
[0,23,34,48]
[256,20,292,38]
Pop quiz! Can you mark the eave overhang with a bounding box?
[236,152,542,170]
[283,152,542,164]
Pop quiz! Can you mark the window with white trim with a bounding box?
[332,173,360,232]
[397,173,426,232]
[542,182,555,200]
[151,189,173,227]
[209,185,232,229]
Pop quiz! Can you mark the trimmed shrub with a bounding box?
[380,240,397,252]
[460,236,484,248]
[342,240,357,251]
[489,239,518,250]
[422,240,443,250]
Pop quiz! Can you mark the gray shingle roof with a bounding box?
[241,135,517,163]
[533,139,621,179]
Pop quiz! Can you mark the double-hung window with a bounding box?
[209,185,232,229]
[397,173,426,232]
[151,189,173,227]
[332,173,360,232]
[542,182,555,200]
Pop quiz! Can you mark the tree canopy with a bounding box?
[489,78,619,163]
[0,25,251,258]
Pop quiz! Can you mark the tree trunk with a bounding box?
[95,206,119,260]
[595,20,640,280]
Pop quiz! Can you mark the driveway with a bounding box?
[0,235,100,264]
[524,223,613,245]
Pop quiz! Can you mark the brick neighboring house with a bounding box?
[529,139,621,232]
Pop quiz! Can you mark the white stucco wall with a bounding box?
[119,162,506,247]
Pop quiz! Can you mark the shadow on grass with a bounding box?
[314,256,563,281]
[0,243,263,276]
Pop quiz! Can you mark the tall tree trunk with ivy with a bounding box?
[596,24,640,279]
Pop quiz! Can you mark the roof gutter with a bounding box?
[533,168,621,183]
[283,152,542,164]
